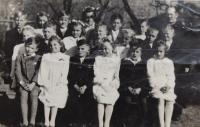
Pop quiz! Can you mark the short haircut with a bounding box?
[24,37,39,48]
[48,35,66,53]
[129,38,143,48]
[154,40,168,51]
[14,11,26,20]
[77,39,90,48]
[128,42,142,56]
[96,23,108,34]
[110,13,123,23]
[82,6,96,21]
[146,27,159,35]
[57,10,70,19]
[43,22,55,29]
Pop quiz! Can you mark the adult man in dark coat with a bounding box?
[4,12,26,61]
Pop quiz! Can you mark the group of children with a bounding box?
[2,5,178,127]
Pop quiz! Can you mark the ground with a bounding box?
[0,95,199,127]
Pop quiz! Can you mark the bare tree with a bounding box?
[45,0,73,15]
[122,0,140,32]
[95,0,110,24]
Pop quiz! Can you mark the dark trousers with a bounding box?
[113,95,147,127]
[66,93,96,124]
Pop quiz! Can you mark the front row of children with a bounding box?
[15,34,176,127]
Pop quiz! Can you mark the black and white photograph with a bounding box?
[0,0,200,127]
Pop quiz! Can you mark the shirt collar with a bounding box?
[24,53,36,57]
[125,57,142,65]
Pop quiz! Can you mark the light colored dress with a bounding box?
[62,36,80,57]
[38,52,70,108]
[93,55,120,105]
[147,57,176,102]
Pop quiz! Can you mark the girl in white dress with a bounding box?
[38,35,70,127]
[147,42,176,127]
[62,20,85,57]
[93,39,120,127]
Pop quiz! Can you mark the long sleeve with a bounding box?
[166,60,175,88]
[32,56,42,83]
[11,45,21,78]
[15,55,28,83]
[37,55,50,86]
[147,59,157,88]
[111,57,120,89]
[93,56,103,84]
[59,56,70,85]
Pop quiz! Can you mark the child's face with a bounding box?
[85,12,95,25]
[15,17,26,28]
[50,40,61,53]
[103,42,113,56]
[43,27,55,40]
[112,18,122,31]
[23,30,34,41]
[163,30,174,41]
[59,16,69,28]
[123,32,132,45]
[155,46,165,59]
[38,16,48,28]
[141,21,149,34]
[78,44,90,57]
[130,47,142,60]
[72,25,82,38]
[97,26,107,39]
[25,43,38,56]
[146,30,159,43]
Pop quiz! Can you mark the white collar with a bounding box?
[125,57,142,65]
[24,53,36,57]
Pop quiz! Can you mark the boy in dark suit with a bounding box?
[108,13,124,44]
[67,39,95,127]
[142,27,159,62]
[118,43,148,127]
[15,37,41,127]
[56,11,71,39]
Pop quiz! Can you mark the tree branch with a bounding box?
[122,0,140,31]
[95,0,110,24]
[45,0,58,15]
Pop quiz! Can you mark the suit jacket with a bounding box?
[119,59,148,97]
[15,54,41,84]
[68,55,95,97]
[108,29,123,44]
[4,27,23,59]
[142,41,156,62]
